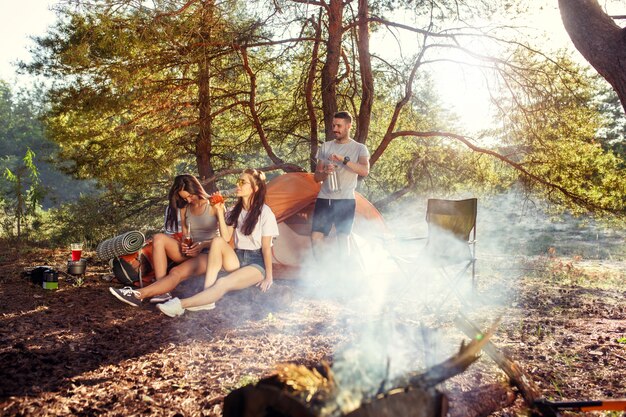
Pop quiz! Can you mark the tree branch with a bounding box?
[200,163,305,187]
[391,130,613,212]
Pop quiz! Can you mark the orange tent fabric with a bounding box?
[265,173,388,266]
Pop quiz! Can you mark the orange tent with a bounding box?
[265,173,388,267]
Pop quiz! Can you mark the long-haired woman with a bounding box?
[109,174,220,304]
[156,168,278,316]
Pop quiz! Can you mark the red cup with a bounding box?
[71,243,83,261]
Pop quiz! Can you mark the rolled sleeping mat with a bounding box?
[96,230,145,260]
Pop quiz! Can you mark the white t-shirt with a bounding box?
[316,138,370,199]
[231,204,279,250]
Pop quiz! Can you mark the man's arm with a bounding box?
[314,159,328,183]
[330,153,370,177]
[349,155,369,177]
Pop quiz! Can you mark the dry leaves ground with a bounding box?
[0,241,625,417]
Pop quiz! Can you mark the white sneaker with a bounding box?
[187,303,216,312]
[149,292,172,303]
[157,297,185,317]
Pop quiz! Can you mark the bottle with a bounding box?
[183,222,193,246]
[327,167,340,193]
[209,188,238,205]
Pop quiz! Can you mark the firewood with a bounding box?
[388,318,499,391]
[447,383,516,417]
[453,314,542,405]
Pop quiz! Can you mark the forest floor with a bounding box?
[0,240,625,417]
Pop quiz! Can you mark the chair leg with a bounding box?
[471,259,476,295]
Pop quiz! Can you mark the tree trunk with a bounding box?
[306,13,323,172]
[16,171,23,240]
[196,1,216,190]
[321,0,343,139]
[559,0,626,113]
[355,0,373,145]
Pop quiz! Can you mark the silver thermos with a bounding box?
[327,168,340,193]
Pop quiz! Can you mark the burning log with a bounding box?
[223,321,498,417]
[447,383,516,417]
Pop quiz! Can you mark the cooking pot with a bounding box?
[67,259,87,275]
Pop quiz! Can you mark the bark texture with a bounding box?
[321,0,343,139]
[196,1,216,186]
[355,0,373,145]
[559,0,626,112]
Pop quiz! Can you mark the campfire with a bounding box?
[223,320,498,417]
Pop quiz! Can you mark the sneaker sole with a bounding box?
[187,303,216,312]
[109,287,141,307]
[149,296,172,304]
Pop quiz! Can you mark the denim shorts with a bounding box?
[235,248,265,276]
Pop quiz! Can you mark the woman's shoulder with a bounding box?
[261,204,277,218]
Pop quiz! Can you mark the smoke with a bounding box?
[295,188,623,412]
[293,202,483,414]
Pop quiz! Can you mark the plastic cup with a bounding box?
[71,243,83,261]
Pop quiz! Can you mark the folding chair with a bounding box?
[422,198,478,297]
[391,198,478,312]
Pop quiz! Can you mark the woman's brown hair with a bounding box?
[226,169,267,235]
[165,174,209,232]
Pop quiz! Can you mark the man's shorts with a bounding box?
[311,198,356,236]
[235,248,266,276]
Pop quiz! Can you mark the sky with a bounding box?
[0,0,57,84]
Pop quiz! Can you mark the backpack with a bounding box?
[110,234,184,286]
[111,245,155,287]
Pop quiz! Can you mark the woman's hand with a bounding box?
[182,242,202,257]
[209,193,226,216]
[256,275,273,292]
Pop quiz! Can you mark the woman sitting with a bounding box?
[157,168,278,316]
[110,174,219,305]
[110,169,278,315]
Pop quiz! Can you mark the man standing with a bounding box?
[311,111,370,261]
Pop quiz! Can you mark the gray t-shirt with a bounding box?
[316,139,370,199]
[186,203,218,242]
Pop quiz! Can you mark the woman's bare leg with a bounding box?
[137,255,207,299]
[182,266,263,308]
[152,233,188,279]
[203,237,240,289]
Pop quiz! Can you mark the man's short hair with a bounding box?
[333,111,353,124]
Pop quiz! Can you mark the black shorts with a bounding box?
[311,198,356,236]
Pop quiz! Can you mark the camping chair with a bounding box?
[393,198,477,311]
[423,198,477,294]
